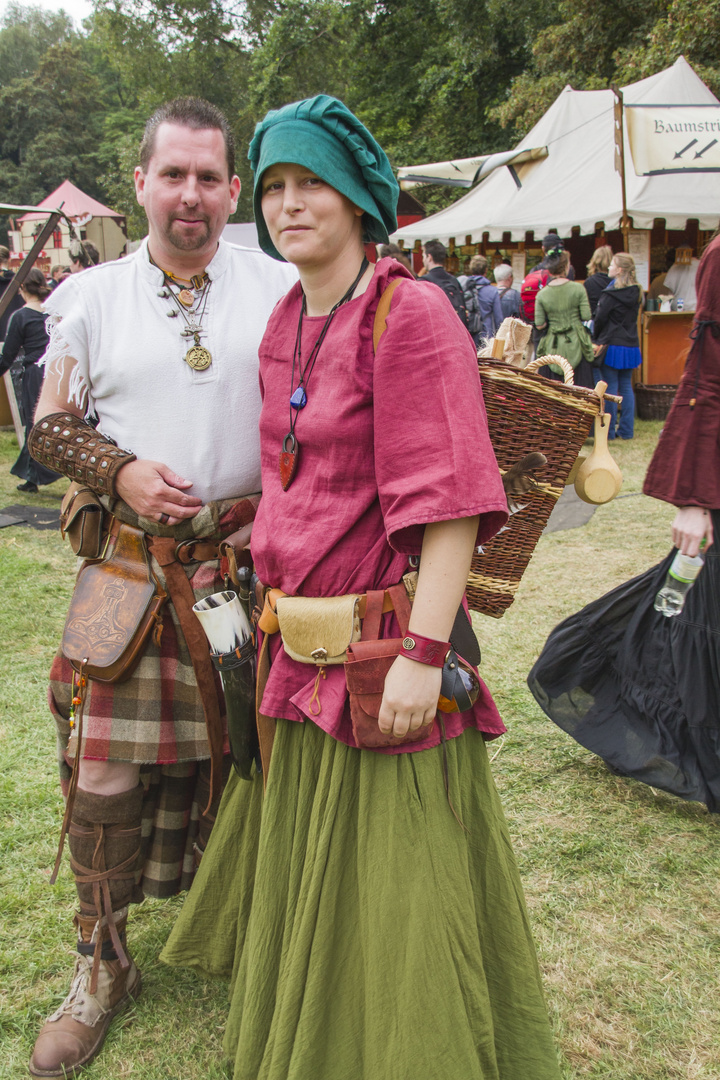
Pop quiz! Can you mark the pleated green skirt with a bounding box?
[161,719,561,1080]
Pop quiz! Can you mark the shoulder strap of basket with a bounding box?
[372,278,405,353]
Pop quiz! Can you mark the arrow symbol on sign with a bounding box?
[694,139,718,159]
[674,139,698,159]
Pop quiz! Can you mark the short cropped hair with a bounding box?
[69,239,99,269]
[469,255,488,276]
[424,240,447,265]
[494,264,512,284]
[139,97,235,178]
[0,245,9,262]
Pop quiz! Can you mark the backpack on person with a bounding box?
[463,283,483,337]
[520,268,549,322]
[428,274,469,327]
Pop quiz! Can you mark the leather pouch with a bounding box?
[61,518,167,683]
[345,584,434,749]
[276,593,361,665]
[60,481,106,559]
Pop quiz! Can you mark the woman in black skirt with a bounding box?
[529,232,720,812]
[0,268,60,493]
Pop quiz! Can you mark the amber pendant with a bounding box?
[279,433,298,490]
[178,288,195,307]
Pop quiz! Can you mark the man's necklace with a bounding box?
[153,259,214,371]
[280,257,368,491]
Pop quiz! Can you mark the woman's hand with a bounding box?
[378,655,441,739]
[671,506,714,557]
[592,342,604,356]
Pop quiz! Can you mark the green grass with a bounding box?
[1,422,719,1079]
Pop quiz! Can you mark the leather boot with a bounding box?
[29,909,141,1078]
[29,786,144,1078]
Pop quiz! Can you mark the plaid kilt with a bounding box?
[49,495,258,898]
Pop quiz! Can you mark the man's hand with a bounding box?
[378,655,440,739]
[671,506,714,557]
[115,460,203,525]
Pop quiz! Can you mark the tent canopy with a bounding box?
[18,180,122,222]
[392,57,719,247]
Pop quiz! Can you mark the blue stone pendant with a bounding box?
[290,386,307,410]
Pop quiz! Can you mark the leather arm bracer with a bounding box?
[28,412,137,497]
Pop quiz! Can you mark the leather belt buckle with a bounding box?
[174,538,219,565]
[175,539,200,565]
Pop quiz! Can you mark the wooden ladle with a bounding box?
[574,381,623,505]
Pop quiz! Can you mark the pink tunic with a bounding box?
[251,258,509,750]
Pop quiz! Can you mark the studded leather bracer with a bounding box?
[28,413,136,496]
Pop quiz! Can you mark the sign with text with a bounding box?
[627,230,650,291]
[625,105,720,175]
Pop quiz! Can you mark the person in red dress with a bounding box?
[162,95,563,1080]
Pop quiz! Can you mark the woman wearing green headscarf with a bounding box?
[162,96,561,1080]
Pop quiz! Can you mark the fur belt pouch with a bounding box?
[275,593,361,665]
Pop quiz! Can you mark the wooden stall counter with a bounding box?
[642,311,694,385]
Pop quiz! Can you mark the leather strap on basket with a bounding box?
[147,537,224,815]
[372,278,405,353]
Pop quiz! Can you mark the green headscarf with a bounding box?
[248,95,399,262]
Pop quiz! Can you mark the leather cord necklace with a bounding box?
[150,254,214,371]
[280,257,369,491]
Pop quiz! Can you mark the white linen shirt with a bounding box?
[43,238,297,504]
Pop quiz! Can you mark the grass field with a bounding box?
[1,422,718,1079]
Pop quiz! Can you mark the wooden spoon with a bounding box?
[574,381,623,505]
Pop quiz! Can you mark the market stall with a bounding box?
[392,57,720,385]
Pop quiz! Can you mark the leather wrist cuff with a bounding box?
[401,632,451,668]
[28,412,136,497]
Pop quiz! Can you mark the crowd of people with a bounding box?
[0,91,713,1080]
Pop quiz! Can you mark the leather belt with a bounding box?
[147,536,225,816]
[175,538,222,565]
[252,579,414,786]
[256,586,398,637]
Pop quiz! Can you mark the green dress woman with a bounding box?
[535,248,595,388]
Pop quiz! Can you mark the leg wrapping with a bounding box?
[68,785,143,993]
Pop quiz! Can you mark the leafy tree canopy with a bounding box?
[0,0,716,238]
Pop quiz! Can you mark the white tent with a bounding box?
[392,57,720,247]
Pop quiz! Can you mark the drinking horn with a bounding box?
[193,579,259,780]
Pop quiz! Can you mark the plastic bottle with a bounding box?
[654,550,705,617]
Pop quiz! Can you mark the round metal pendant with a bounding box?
[185,345,212,371]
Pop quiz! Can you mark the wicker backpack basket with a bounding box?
[469,356,603,617]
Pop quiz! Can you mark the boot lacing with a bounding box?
[47,954,109,1028]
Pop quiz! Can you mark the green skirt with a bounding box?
[161,720,561,1080]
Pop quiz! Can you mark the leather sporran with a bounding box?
[61,518,167,682]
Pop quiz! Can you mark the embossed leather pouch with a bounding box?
[61,518,167,682]
[60,481,106,559]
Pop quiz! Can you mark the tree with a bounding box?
[0,2,74,88]
[492,0,718,139]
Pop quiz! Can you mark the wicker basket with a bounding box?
[468,356,602,618]
[634,383,676,421]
